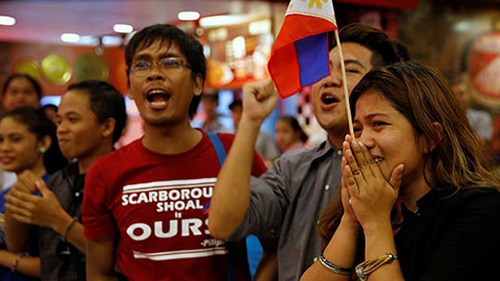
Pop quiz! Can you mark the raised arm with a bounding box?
[208,78,279,239]
[254,239,279,281]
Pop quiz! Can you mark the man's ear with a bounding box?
[193,74,203,97]
[101,118,116,139]
[422,122,444,153]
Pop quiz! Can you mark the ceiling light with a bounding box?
[61,33,80,43]
[102,35,123,46]
[0,15,16,26]
[200,15,257,28]
[178,11,200,21]
[113,24,133,33]
[200,15,242,28]
[79,36,98,45]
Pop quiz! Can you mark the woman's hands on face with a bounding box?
[342,135,404,230]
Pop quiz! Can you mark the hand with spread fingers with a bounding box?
[342,134,404,229]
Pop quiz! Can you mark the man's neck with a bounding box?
[142,123,203,155]
[78,143,114,174]
[327,132,345,150]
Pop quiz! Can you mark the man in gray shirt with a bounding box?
[208,23,411,281]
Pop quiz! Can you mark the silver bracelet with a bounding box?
[317,251,353,276]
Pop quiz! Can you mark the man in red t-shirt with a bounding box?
[82,24,266,281]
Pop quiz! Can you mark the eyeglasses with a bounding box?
[130,57,191,76]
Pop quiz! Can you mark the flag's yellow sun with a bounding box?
[301,0,328,9]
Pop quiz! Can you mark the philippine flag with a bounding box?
[268,0,337,98]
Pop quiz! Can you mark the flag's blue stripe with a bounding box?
[295,34,329,86]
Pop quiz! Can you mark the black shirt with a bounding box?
[395,187,500,281]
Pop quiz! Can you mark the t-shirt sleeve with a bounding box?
[251,149,267,176]
[82,158,116,239]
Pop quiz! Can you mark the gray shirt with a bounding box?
[40,164,86,281]
[230,140,343,281]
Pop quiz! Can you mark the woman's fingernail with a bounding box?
[352,140,358,148]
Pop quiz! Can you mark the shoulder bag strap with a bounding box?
[206,132,235,281]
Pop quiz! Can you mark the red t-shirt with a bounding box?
[82,132,266,281]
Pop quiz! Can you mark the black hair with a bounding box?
[335,23,411,68]
[125,24,206,118]
[41,103,58,111]
[229,99,243,111]
[1,106,67,174]
[67,80,127,143]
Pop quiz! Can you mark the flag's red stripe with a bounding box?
[268,45,301,98]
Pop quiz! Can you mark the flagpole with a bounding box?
[334,29,355,139]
